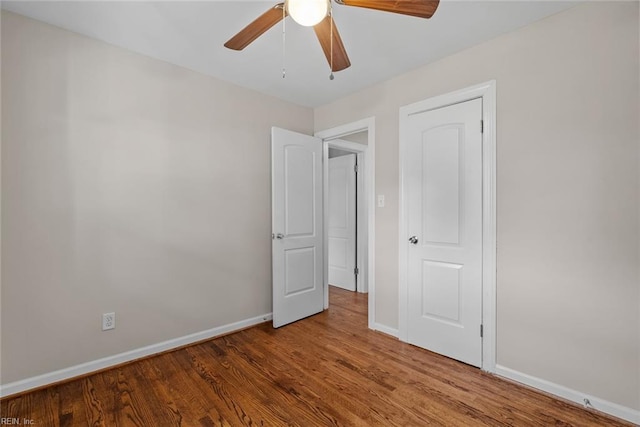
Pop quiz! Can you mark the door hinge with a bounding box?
[481,120,484,133]
[354,164,359,173]
[480,324,484,338]
[354,266,359,276]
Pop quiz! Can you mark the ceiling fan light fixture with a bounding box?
[286,0,329,27]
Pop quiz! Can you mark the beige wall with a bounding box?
[1,11,313,384]
[315,1,639,411]
[342,131,368,145]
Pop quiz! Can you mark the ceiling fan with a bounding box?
[224,0,440,73]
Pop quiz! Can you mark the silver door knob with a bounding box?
[408,236,418,245]
[276,233,285,240]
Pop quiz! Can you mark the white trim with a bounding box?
[398,80,497,373]
[480,82,497,372]
[371,323,399,339]
[495,365,640,425]
[0,313,272,399]
[356,151,366,293]
[316,117,376,330]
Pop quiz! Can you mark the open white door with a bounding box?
[272,127,324,328]
[328,154,357,291]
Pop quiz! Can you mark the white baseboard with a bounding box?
[0,313,273,398]
[495,364,640,425]
[371,322,399,338]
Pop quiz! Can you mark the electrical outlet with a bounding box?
[102,312,115,331]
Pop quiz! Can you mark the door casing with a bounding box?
[399,81,497,372]
[316,118,377,332]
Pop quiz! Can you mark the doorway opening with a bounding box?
[316,117,376,330]
[328,149,358,292]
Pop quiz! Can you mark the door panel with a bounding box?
[285,146,315,236]
[284,247,316,295]
[406,98,483,367]
[421,260,462,323]
[272,127,324,328]
[422,125,463,245]
[328,154,356,291]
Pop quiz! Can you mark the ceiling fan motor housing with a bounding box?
[286,0,330,27]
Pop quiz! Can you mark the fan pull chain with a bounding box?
[282,5,286,78]
[329,3,334,80]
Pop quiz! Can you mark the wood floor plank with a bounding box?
[184,343,308,426]
[57,380,89,427]
[160,351,233,426]
[170,347,258,426]
[218,332,355,426]
[196,340,331,426]
[1,287,633,426]
[238,327,429,426]
[80,376,107,426]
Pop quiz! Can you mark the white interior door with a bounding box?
[406,98,483,367]
[272,127,324,328]
[328,154,356,291]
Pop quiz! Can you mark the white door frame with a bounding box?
[398,81,497,372]
[315,117,376,331]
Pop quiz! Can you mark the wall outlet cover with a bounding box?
[102,312,115,331]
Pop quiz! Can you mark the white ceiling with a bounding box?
[2,0,578,107]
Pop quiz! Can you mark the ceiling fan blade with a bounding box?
[224,3,287,50]
[313,16,351,72]
[334,0,439,19]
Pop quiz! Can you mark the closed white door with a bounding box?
[272,127,324,328]
[328,154,356,291]
[406,98,483,367]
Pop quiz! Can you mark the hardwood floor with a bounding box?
[1,287,631,426]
